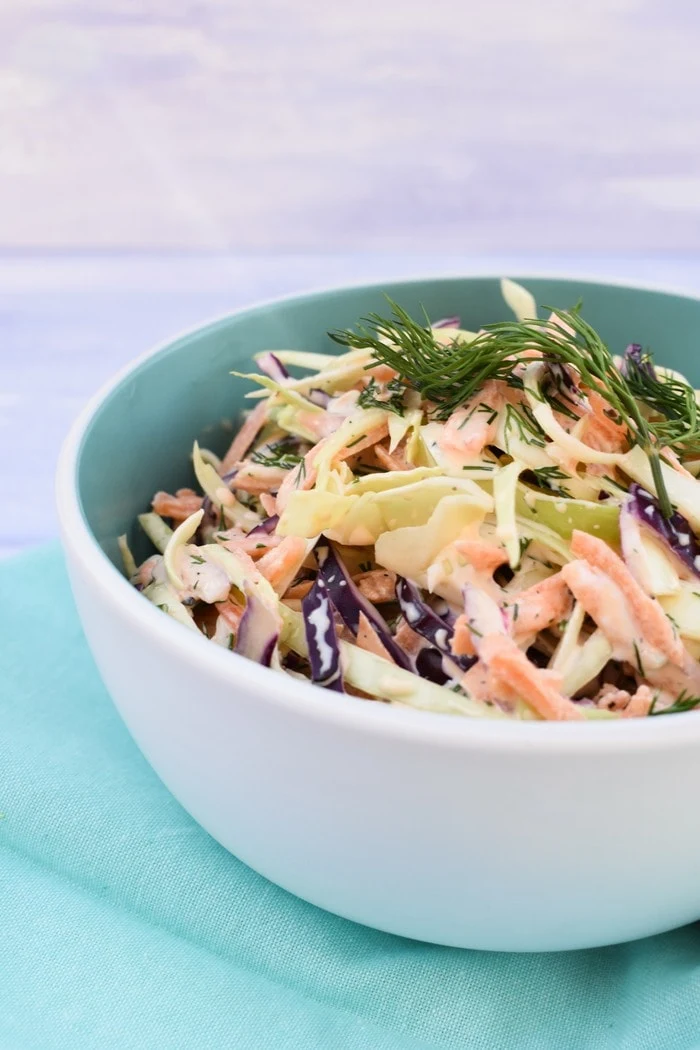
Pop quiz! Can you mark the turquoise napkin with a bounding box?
[2,544,700,1050]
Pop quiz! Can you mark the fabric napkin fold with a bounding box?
[1,544,699,1050]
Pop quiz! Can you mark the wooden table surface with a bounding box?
[3,251,700,559]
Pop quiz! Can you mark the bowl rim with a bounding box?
[56,270,700,754]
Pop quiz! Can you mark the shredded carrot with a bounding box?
[135,555,161,587]
[622,685,654,719]
[569,530,684,665]
[215,599,245,631]
[295,411,343,440]
[366,363,399,383]
[481,634,584,721]
[152,489,203,523]
[374,444,410,472]
[219,531,283,560]
[581,391,629,453]
[440,381,505,456]
[220,400,268,473]
[259,492,277,517]
[257,536,310,595]
[453,540,508,574]
[452,614,476,658]
[460,661,493,703]
[283,579,314,600]
[510,572,573,637]
[356,612,394,662]
[338,423,389,463]
[229,465,288,494]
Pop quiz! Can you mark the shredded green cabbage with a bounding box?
[501,278,537,322]
[118,534,137,578]
[164,509,204,590]
[138,513,173,554]
[127,278,700,723]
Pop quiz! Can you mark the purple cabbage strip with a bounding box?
[415,647,471,687]
[301,576,344,692]
[256,354,331,411]
[234,589,279,667]
[249,514,279,536]
[256,355,329,410]
[431,315,460,329]
[543,358,582,408]
[621,343,657,381]
[316,543,411,670]
[396,577,475,672]
[627,484,700,578]
[199,497,217,535]
[307,388,332,408]
[415,647,449,685]
[257,352,290,382]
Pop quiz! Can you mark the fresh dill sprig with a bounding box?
[329,300,516,417]
[624,356,700,454]
[632,640,646,678]
[649,690,700,716]
[330,297,700,518]
[294,458,307,488]
[357,376,405,415]
[530,466,572,498]
[456,402,498,430]
[251,437,303,471]
[503,403,546,448]
[471,306,697,517]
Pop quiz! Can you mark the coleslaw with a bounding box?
[122,280,700,721]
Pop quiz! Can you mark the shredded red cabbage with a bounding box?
[432,315,460,329]
[307,388,331,408]
[235,589,279,666]
[415,647,449,684]
[542,359,582,410]
[199,497,217,533]
[621,343,657,381]
[396,577,475,671]
[316,543,411,669]
[257,352,290,382]
[249,514,279,536]
[301,576,344,691]
[626,484,700,578]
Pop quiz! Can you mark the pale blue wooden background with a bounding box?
[3,0,700,252]
[2,0,700,555]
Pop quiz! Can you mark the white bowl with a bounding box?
[56,275,700,951]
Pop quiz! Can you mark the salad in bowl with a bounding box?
[121,280,700,723]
